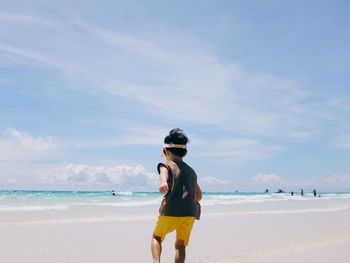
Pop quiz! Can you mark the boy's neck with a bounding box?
[168,156,183,162]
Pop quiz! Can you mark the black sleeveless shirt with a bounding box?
[157,160,200,218]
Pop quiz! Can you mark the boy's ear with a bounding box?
[161,148,167,157]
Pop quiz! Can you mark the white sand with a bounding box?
[1,198,350,262]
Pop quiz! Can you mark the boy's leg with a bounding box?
[174,239,186,263]
[152,216,177,263]
[174,217,195,263]
[151,235,162,263]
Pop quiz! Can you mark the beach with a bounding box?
[1,191,350,262]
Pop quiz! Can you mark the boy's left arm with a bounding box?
[195,183,202,201]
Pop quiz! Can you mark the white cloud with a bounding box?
[50,164,157,188]
[3,128,58,151]
[252,173,283,184]
[249,173,298,192]
[200,176,230,186]
[0,128,59,161]
[249,173,350,192]
[324,174,350,190]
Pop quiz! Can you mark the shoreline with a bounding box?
[1,194,350,262]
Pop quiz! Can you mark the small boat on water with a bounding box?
[275,189,285,194]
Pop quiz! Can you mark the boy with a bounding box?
[151,128,202,263]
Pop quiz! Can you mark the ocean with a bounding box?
[1,190,350,226]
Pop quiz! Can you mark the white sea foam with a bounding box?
[0,205,69,212]
[202,195,293,206]
[203,206,350,217]
[0,215,156,226]
[1,206,349,227]
[1,192,350,212]
[200,193,350,206]
[116,191,133,196]
[93,199,160,207]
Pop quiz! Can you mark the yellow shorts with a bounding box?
[153,216,196,246]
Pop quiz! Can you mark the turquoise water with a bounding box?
[1,190,350,226]
[1,190,349,209]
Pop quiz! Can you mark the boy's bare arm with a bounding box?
[159,166,169,195]
[195,183,202,201]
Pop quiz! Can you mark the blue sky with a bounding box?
[0,0,349,192]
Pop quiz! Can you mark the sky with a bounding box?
[0,0,349,192]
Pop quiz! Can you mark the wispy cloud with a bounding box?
[0,11,327,138]
[65,125,170,149]
[324,174,350,191]
[252,173,283,184]
[288,132,315,141]
[0,44,59,68]
[194,138,284,164]
[200,175,230,186]
[0,128,59,161]
[332,131,350,150]
[0,13,48,23]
